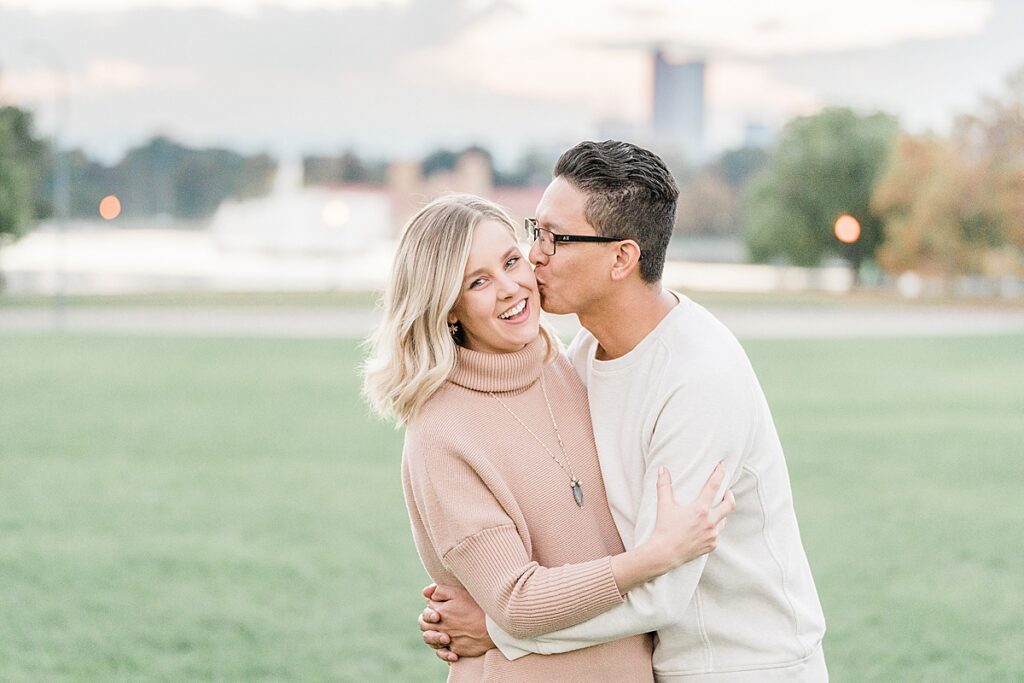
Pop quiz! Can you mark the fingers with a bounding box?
[431,583,458,602]
[422,629,450,649]
[709,489,736,525]
[656,466,676,511]
[419,608,441,631]
[435,647,457,663]
[422,583,437,599]
[697,461,726,507]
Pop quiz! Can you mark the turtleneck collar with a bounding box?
[448,334,546,394]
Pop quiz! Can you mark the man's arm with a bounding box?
[487,376,753,659]
[419,461,734,660]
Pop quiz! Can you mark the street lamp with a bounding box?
[23,42,71,328]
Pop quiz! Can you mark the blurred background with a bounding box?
[1,0,1022,681]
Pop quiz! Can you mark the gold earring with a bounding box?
[448,321,460,338]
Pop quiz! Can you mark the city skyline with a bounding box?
[0,0,1021,164]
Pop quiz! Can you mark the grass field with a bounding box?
[1,331,1022,682]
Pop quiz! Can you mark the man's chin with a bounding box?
[538,293,565,315]
[540,302,573,315]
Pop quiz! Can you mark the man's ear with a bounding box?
[610,241,642,281]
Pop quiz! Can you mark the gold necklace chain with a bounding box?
[489,372,584,508]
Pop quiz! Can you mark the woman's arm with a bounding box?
[407,443,732,642]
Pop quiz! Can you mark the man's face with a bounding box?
[529,176,613,315]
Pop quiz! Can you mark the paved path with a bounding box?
[3,304,1024,339]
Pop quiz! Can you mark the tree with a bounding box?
[495,149,558,187]
[420,148,461,177]
[719,145,770,187]
[675,146,770,238]
[872,135,1000,275]
[675,169,735,237]
[303,150,386,186]
[873,66,1024,277]
[955,66,1024,257]
[0,104,48,240]
[57,136,277,220]
[743,108,899,271]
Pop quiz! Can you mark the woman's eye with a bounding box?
[506,257,520,268]
[469,278,485,289]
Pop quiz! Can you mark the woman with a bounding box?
[363,194,733,681]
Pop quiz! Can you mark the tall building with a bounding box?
[652,50,706,164]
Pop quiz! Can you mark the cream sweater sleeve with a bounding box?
[489,374,752,658]
[405,437,625,640]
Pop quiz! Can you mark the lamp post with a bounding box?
[24,42,70,329]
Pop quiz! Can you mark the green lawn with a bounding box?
[1,332,1021,682]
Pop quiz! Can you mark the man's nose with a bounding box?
[529,240,547,267]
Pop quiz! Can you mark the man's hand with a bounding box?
[418,583,494,663]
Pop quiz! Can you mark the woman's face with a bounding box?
[449,218,541,355]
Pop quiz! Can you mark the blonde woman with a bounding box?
[363,194,733,681]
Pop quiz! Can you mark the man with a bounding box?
[419,140,828,681]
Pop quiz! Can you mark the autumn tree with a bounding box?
[872,135,999,275]
[873,66,1024,276]
[957,66,1024,260]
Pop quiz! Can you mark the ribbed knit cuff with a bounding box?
[444,524,624,639]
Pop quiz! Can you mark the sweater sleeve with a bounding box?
[488,369,753,658]
[405,434,625,640]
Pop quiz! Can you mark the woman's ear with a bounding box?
[610,241,642,281]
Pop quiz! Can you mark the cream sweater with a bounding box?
[489,295,828,682]
[401,335,655,682]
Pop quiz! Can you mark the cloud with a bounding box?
[0,0,586,159]
[0,60,197,103]
[0,0,1015,161]
[0,0,404,14]
[535,0,995,56]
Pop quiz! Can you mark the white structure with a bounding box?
[211,158,393,253]
[0,160,399,294]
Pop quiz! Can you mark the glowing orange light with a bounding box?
[99,195,122,220]
[834,214,861,244]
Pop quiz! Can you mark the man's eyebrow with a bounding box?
[463,248,519,283]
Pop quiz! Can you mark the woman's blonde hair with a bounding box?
[363,193,556,425]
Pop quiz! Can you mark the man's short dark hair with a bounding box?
[553,140,679,283]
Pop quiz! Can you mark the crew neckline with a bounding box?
[589,291,688,373]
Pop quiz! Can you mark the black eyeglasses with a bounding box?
[525,218,637,257]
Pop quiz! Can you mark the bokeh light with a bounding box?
[322,200,350,228]
[99,195,122,220]
[834,214,861,243]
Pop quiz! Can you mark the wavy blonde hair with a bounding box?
[363,193,556,425]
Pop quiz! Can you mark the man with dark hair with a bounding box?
[420,140,828,681]
[550,140,677,285]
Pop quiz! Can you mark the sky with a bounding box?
[0,0,1022,164]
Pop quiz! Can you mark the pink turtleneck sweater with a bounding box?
[401,335,655,682]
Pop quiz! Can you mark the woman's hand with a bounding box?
[648,462,735,570]
[611,462,735,594]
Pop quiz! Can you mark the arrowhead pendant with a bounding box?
[571,479,584,508]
